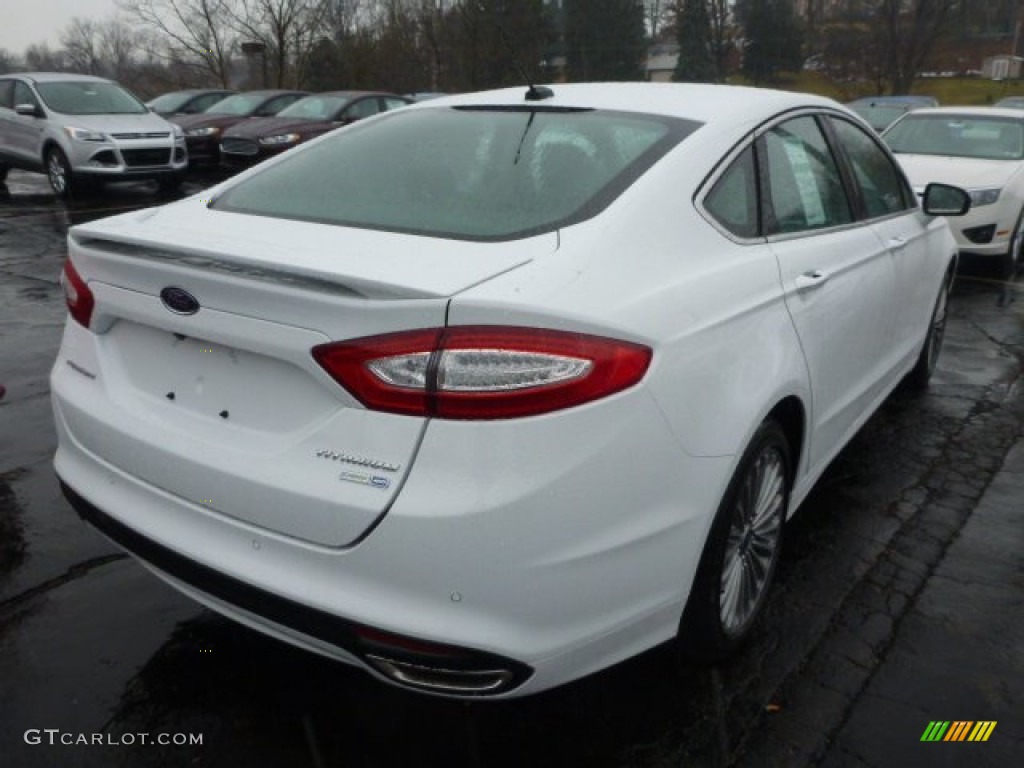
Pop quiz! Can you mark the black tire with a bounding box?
[46,147,76,199]
[906,269,953,390]
[156,172,185,195]
[679,419,791,660]
[0,164,8,182]
[1003,208,1024,278]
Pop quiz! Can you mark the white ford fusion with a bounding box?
[52,83,968,697]
[884,106,1024,274]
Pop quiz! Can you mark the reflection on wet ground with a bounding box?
[1,169,1022,767]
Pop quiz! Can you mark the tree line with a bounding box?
[0,1,999,100]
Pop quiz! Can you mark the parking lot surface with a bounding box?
[1,170,1021,767]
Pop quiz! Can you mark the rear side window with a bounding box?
[213,107,699,241]
[829,117,912,218]
[762,116,853,235]
[0,80,13,109]
[704,146,759,238]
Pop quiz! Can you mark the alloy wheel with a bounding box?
[47,151,68,196]
[720,445,785,636]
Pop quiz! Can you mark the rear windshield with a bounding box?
[212,106,699,240]
[885,115,1024,160]
[36,81,147,115]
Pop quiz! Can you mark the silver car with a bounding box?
[0,72,188,197]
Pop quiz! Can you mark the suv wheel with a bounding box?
[46,148,76,198]
[0,164,8,182]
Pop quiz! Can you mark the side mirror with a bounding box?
[15,103,40,117]
[922,183,970,216]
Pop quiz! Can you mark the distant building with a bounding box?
[983,55,1024,80]
[646,43,679,82]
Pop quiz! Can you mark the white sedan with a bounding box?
[52,83,967,698]
[884,106,1024,274]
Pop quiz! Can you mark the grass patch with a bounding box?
[726,71,1024,105]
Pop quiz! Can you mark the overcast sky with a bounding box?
[2,0,119,55]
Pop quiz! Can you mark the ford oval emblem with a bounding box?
[160,286,200,315]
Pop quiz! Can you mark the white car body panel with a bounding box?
[51,82,962,697]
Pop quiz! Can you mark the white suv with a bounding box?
[0,72,188,197]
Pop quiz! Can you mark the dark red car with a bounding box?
[219,91,411,170]
[169,90,308,168]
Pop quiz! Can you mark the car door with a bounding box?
[764,114,898,472]
[825,115,941,376]
[6,81,45,167]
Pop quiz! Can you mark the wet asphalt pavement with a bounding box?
[1,169,1022,768]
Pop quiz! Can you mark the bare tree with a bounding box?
[0,48,19,72]
[880,0,958,93]
[24,43,67,71]
[61,19,104,75]
[99,20,143,81]
[118,0,238,86]
[227,0,332,87]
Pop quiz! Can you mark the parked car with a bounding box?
[146,89,236,117]
[993,96,1024,110]
[846,95,939,132]
[220,91,411,170]
[169,90,307,168]
[0,72,187,197]
[53,82,968,698]
[884,106,1024,274]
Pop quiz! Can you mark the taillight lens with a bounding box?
[61,259,95,328]
[312,326,652,419]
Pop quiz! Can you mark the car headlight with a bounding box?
[64,126,107,142]
[259,133,301,146]
[185,126,221,137]
[968,188,1001,206]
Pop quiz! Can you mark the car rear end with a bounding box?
[52,94,729,697]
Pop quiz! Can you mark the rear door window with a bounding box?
[761,116,854,235]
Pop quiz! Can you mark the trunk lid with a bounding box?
[65,201,553,546]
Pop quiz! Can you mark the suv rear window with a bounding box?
[35,81,147,115]
[212,106,699,241]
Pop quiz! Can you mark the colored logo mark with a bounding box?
[920,721,997,742]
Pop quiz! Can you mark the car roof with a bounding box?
[848,95,936,105]
[420,83,840,126]
[895,106,1024,119]
[236,89,308,97]
[314,91,407,100]
[160,88,234,95]
[14,72,112,84]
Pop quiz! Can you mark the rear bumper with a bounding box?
[61,479,532,696]
[51,319,732,697]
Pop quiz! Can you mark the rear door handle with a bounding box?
[795,270,829,292]
[887,236,908,250]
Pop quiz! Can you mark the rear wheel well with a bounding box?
[766,396,804,487]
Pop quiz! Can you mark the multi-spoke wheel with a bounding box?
[906,268,953,390]
[679,419,790,659]
[46,148,75,199]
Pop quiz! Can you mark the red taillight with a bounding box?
[61,259,95,328]
[312,326,652,419]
